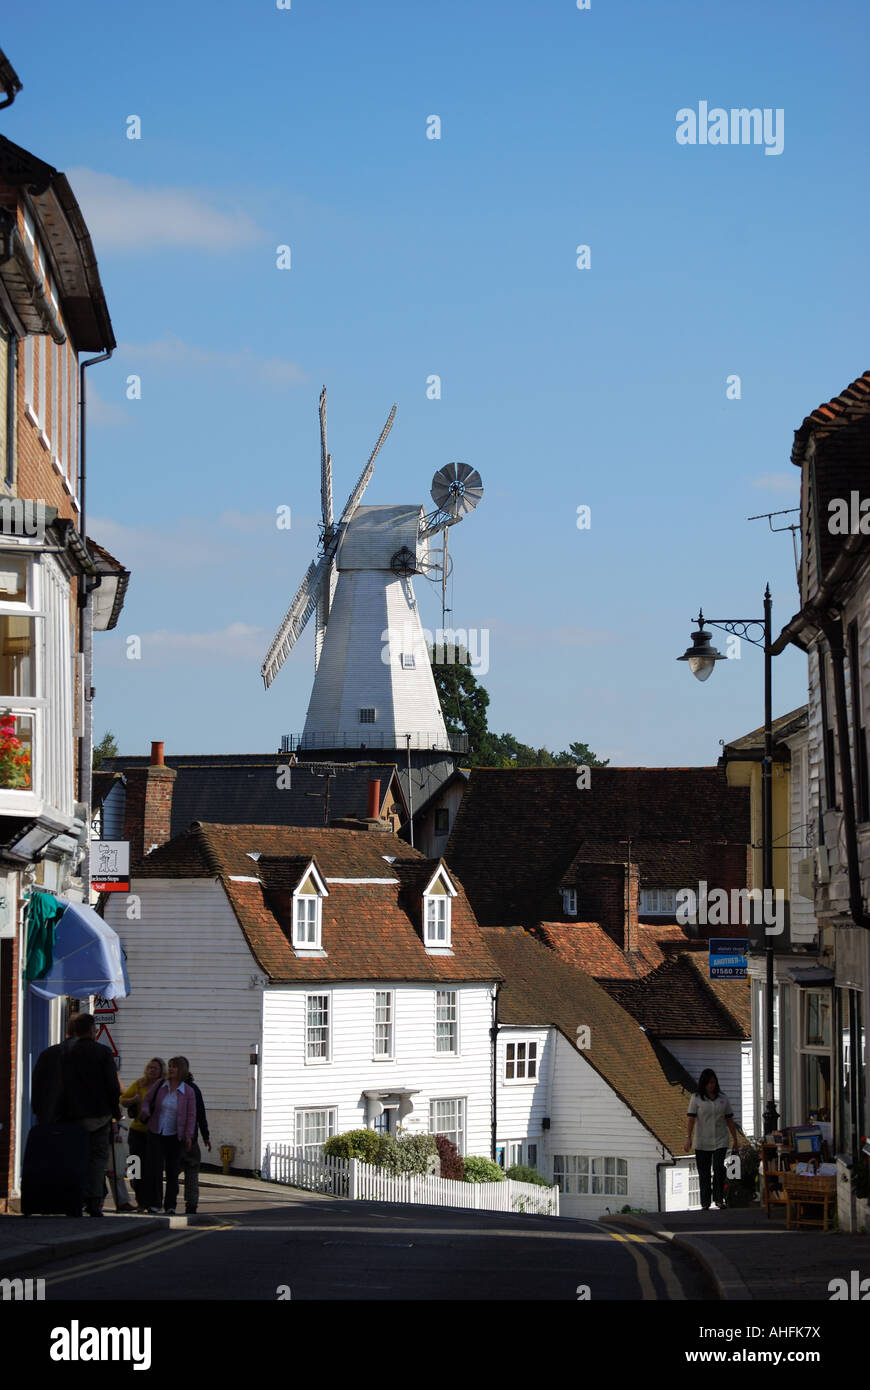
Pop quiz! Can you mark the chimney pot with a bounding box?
[367,778,381,819]
[151,741,165,766]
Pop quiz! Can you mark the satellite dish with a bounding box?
[430,462,484,518]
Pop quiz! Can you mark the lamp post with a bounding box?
[677,584,780,1137]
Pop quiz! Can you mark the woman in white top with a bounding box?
[686,1068,739,1210]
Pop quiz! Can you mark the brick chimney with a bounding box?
[123,741,177,863]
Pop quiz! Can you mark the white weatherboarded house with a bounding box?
[485,930,698,1218]
[103,823,500,1170]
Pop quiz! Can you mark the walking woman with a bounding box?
[120,1058,165,1211]
[141,1056,196,1215]
[686,1068,740,1211]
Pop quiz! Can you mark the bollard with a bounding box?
[220,1144,235,1175]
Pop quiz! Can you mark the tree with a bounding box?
[428,645,491,757]
[93,731,118,770]
[552,741,609,768]
[428,651,607,768]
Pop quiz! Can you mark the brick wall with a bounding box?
[123,765,178,865]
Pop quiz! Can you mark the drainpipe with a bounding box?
[77,348,113,895]
[490,983,499,1162]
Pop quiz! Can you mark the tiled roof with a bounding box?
[257,855,320,893]
[446,768,749,929]
[133,823,499,984]
[535,923,641,979]
[101,754,407,836]
[535,921,701,981]
[792,370,870,465]
[722,707,808,757]
[791,373,870,583]
[485,928,692,1157]
[604,952,750,1040]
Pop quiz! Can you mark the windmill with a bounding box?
[260,390,483,753]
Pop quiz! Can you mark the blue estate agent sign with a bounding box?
[709,939,748,979]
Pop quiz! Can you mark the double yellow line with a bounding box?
[594,1223,685,1301]
[43,1222,235,1289]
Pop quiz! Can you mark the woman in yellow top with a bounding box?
[120,1058,165,1212]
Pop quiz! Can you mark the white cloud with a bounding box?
[750,473,799,494]
[67,168,261,251]
[87,513,305,573]
[138,621,266,664]
[118,335,305,386]
[87,386,130,428]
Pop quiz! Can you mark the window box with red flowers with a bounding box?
[0,712,32,790]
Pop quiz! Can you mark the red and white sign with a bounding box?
[91,840,130,893]
[96,1023,118,1056]
[93,995,117,1017]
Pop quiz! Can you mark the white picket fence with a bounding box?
[261,1143,559,1216]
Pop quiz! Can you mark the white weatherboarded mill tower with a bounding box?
[261,390,483,753]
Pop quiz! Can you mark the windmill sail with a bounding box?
[262,555,328,689]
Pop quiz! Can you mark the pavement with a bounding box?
[2,1173,869,1300]
[602,1203,870,1301]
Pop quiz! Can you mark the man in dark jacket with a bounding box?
[58,1013,121,1216]
[181,1066,211,1215]
[31,1012,83,1123]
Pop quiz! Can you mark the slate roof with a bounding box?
[100,754,407,836]
[485,928,694,1157]
[447,767,749,929]
[132,822,499,985]
[604,953,750,1040]
[535,921,700,981]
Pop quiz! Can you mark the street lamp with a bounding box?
[677,584,780,1137]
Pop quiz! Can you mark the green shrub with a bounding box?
[506,1163,550,1187]
[463,1155,505,1183]
[373,1133,401,1171]
[394,1132,439,1176]
[322,1129,382,1163]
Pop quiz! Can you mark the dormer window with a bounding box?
[426,895,449,945]
[423,865,457,951]
[291,861,328,952]
[294,895,320,947]
[561,887,577,916]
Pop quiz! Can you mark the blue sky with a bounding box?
[3,0,867,763]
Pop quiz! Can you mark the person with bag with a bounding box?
[140,1056,196,1215]
[120,1058,165,1211]
[181,1064,211,1215]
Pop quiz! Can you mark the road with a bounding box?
[25,1182,715,1301]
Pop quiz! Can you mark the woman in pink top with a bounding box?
[141,1056,196,1215]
